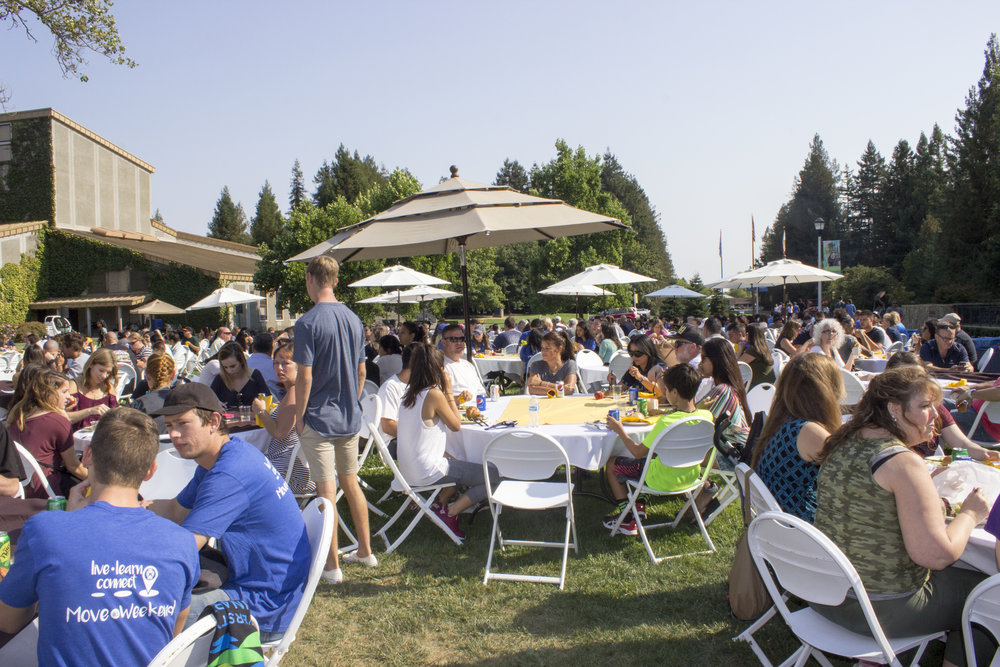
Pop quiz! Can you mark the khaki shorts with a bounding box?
[299,424,360,482]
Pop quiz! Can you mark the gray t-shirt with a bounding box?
[529,359,579,385]
[293,301,365,437]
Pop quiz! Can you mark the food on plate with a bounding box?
[464,405,482,420]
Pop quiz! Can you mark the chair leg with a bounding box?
[558,509,572,590]
[337,508,359,554]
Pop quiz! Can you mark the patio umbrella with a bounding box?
[186,287,263,311]
[131,299,186,315]
[288,167,625,358]
[707,259,841,303]
[357,286,461,304]
[538,283,614,320]
[643,284,706,299]
[348,264,449,288]
[556,263,657,287]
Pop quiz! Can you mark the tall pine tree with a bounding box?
[494,159,530,192]
[313,145,387,207]
[289,159,305,211]
[843,141,887,266]
[207,186,249,244]
[250,181,284,246]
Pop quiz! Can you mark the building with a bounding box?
[0,108,293,333]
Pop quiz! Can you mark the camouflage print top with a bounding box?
[814,436,929,597]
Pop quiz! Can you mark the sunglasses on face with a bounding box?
[443,336,465,343]
[629,350,646,357]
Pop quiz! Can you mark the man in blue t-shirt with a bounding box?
[293,256,374,585]
[0,408,200,666]
[149,383,310,639]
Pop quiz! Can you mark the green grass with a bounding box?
[279,458,935,667]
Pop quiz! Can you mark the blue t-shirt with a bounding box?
[0,501,199,667]
[919,340,969,369]
[177,437,310,633]
[293,301,365,437]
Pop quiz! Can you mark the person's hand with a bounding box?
[67,480,92,511]
[458,390,472,404]
[952,388,972,404]
[252,397,267,415]
[65,394,77,410]
[91,404,110,417]
[628,365,642,380]
[605,415,624,433]
[975,447,1000,462]
[958,362,975,374]
[960,487,991,525]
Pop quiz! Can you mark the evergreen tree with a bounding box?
[313,145,387,208]
[843,141,887,266]
[494,159,530,192]
[250,181,284,246]
[289,159,305,211]
[207,187,249,244]
[152,208,164,222]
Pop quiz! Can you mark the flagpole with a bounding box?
[719,230,723,280]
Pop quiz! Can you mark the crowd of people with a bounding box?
[2,276,1000,664]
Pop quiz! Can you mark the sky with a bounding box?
[2,1,999,283]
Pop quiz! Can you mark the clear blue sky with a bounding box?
[3,1,998,281]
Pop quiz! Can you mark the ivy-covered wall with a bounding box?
[0,117,55,224]
[0,251,40,325]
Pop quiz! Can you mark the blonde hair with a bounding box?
[7,369,68,431]
[307,256,340,288]
[81,348,118,394]
[145,353,176,390]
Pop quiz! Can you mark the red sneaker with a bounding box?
[436,505,466,540]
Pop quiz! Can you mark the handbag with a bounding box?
[727,466,770,621]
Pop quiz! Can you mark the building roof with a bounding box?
[59,229,258,282]
[0,221,47,239]
[29,292,148,310]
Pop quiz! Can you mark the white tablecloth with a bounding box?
[960,528,998,574]
[577,364,610,392]
[446,395,653,471]
[74,425,269,454]
[473,355,525,380]
[853,358,887,373]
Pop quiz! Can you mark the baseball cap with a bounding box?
[151,383,225,417]
[940,313,961,326]
[668,325,705,346]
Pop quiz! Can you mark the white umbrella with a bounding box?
[186,287,263,311]
[708,258,842,302]
[539,283,614,319]
[358,286,461,304]
[644,284,707,299]
[348,264,449,288]
[556,263,656,287]
[289,168,625,358]
[131,299,187,315]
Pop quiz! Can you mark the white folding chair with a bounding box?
[978,347,995,373]
[260,497,334,666]
[504,343,518,355]
[607,350,632,384]
[964,400,1000,446]
[481,429,577,589]
[138,448,199,500]
[522,352,543,393]
[14,442,57,499]
[962,572,1000,667]
[371,431,462,553]
[146,615,216,667]
[115,363,137,400]
[840,369,866,406]
[747,511,944,667]
[771,349,789,378]
[746,383,776,417]
[606,415,718,562]
[884,340,904,357]
[339,394,387,518]
[738,361,753,391]
[575,349,603,367]
[362,379,379,396]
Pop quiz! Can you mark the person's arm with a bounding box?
[255,390,295,440]
[380,417,398,438]
[0,600,36,634]
[65,401,110,425]
[939,423,1000,460]
[357,361,366,400]
[60,447,87,480]
[146,498,191,524]
[876,449,991,569]
[794,421,830,462]
[173,607,190,637]
[605,416,650,458]
[294,364,312,436]
[526,372,549,395]
[428,387,462,431]
[0,475,19,498]
[778,338,798,357]
[563,373,578,395]
[626,364,658,396]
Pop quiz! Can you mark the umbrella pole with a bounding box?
[460,240,472,361]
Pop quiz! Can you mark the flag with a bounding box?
[781,228,786,257]
[751,216,756,243]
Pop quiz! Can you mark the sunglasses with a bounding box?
[443,336,465,343]
[629,350,646,357]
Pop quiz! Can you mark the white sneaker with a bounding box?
[321,567,343,584]
[342,550,378,568]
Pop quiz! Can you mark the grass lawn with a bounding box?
[280,458,945,666]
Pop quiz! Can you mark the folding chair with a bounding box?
[606,415,718,562]
[260,497,334,666]
[840,369,866,406]
[738,361,753,391]
[481,429,577,589]
[362,379,379,396]
[504,343,518,355]
[371,431,462,553]
[14,442,57,499]
[747,511,944,666]
[607,350,632,384]
[0,618,37,666]
[962,572,1000,667]
[146,615,216,666]
[885,341,904,357]
[978,347,995,373]
[771,349,789,378]
[965,399,1000,447]
[342,394,387,517]
[115,363,137,400]
[138,448,199,500]
[746,383,776,417]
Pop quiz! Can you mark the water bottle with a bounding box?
[528,396,540,427]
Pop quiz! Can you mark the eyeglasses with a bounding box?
[936,332,955,342]
[629,350,646,357]
[219,330,232,335]
[443,336,465,343]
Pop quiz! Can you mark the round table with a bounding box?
[853,358,887,373]
[446,395,653,471]
[472,354,525,380]
[577,364,610,392]
[73,423,270,454]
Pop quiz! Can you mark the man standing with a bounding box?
[149,384,309,638]
[441,323,487,398]
[294,256,376,584]
[0,408,199,665]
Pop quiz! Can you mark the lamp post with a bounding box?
[814,217,825,310]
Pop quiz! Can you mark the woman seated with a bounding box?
[210,341,270,409]
[775,319,801,357]
[519,327,544,365]
[375,335,404,382]
[469,327,489,355]
[807,318,847,368]
[909,318,936,352]
[739,325,775,389]
[751,353,843,521]
[12,345,46,387]
[397,321,427,347]
[66,348,118,431]
[573,321,597,352]
[397,344,499,540]
[131,353,176,434]
[597,321,621,364]
[812,366,992,667]
[252,341,314,495]
[527,332,579,396]
[611,334,665,398]
[6,368,87,497]
[832,310,861,370]
[698,338,752,451]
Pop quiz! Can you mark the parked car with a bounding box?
[44,315,73,337]
[598,307,651,322]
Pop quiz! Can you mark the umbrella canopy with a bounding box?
[707,258,842,302]
[348,264,449,288]
[538,283,614,297]
[289,168,625,358]
[644,284,707,299]
[555,263,656,287]
[358,286,461,304]
[186,287,263,311]
[131,299,186,315]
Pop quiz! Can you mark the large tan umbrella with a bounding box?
[131,299,186,315]
[707,258,842,303]
[289,167,625,358]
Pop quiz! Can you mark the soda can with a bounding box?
[490,384,500,402]
[477,394,487,411]
[0,530,10,577]
[46,496,67,511]
[608,409,620,421]
[638,397,648,416]
[628,386,639,406]
[954,448,971,461]
[556,381,565,398]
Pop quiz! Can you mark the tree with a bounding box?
[207,187,249,244]
[152,208,163,223]
[494,159,530,192]
[842,141,887,266]
[313,145,387,207]
[289,159,305,211]
[250,181,283,246]
[1,0,136,104]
